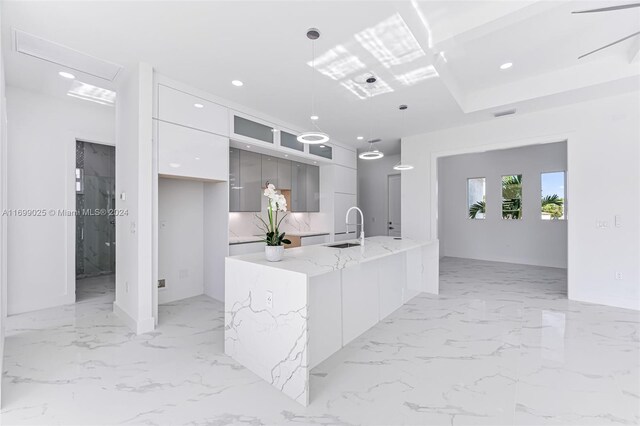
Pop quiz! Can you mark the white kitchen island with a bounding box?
[224,236,439,406]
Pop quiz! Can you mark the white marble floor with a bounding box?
[76,274,115,303]
[1,258,638,425]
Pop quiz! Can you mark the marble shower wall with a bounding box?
[76,141,116,278]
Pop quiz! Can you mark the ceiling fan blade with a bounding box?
[572,3,640,13]
[578,30,640,58]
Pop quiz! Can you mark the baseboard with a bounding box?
[113,302,155,334]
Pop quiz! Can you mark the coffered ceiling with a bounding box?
[2,1,639,153]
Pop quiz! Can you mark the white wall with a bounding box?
[5,86,115,314]
[357,153,400,237]
[402,91,640,311]
[438,143,567,268]
[158,178,204,304]
[114,63,155,333]
[204,181,229,301]
[0,5,6,404]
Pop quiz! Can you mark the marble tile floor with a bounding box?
[76,274,115,303]
[1,258,638,425]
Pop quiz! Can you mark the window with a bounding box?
[541,171,565,220]
[467,178,486,219]
[502,174,522,219]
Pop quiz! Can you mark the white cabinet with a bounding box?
[300,234,329,246]
[334,166,357,195]
[158,85,229,136]
[158,121,228,181]
[342,264,379,346]
[334,193,357,234]
[229,242,263,256]
[308,271,342,368]
[378,254,406,319]
[332,145,357,169]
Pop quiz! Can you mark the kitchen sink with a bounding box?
[327,242,360,249]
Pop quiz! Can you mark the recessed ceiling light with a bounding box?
[194,103,204,108]
[319,145,326,148]
[246,145,251,148]
[284,154,289,157]
[357,136,364,140]
[500,62,513,70]
[232,80,244,87]
[310,115,319,120]
[313,161,317,164]
[58,71,75,79]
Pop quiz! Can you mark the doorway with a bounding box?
[387,174,401,237]
[75,140,116,303]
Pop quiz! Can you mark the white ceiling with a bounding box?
[2,1,639,154]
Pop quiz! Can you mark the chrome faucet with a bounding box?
[345,206,365,246]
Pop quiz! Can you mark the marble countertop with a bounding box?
[229,236,263,245]
[229,231,330,245]
[227,236,433,277]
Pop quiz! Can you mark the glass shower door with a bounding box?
[76,141,116,278]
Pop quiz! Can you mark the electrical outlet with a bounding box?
[615,215,622,228]
[158,279,166,288]
[615,272,623,280]
[266,291,273,309]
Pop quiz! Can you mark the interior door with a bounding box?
[388,174,401,237]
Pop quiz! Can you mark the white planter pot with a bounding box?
[265,245,284,262]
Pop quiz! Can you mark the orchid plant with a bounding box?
[257,184,291,246]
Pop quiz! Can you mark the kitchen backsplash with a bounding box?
[229,212,327,238]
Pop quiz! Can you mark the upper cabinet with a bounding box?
[305,164,320,212]
[280,131,304,153]
[291,162,307,212]
[158,85,229,136]
[158,121,228,181]
[229,148,240,211]
[262,155,278,188]
[309,144,332,160]
[229,149,319,212]
[238,150,262,212]
[232,114,275,145]
[277,158,292,190]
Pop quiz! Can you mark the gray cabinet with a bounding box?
[277,158,292,190]
[230,149,319,212]
[306,165,320,212]
[262,155,278,188]
[234,150,262,212]
[291,162,307,212]
[229,148,240,211]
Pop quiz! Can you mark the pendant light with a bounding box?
[298,28,330,144]
[393,104,414,170]
[359,138,384,160]
[358,76,384,160]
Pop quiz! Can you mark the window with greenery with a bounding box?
[502,175,523,219]
[467,178,486,219]
[541,171,565,220]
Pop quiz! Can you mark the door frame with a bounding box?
[69,135,116,302]
[387,173,401,237]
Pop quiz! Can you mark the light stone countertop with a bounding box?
[226,235,432,278]
[228,231,330,245]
